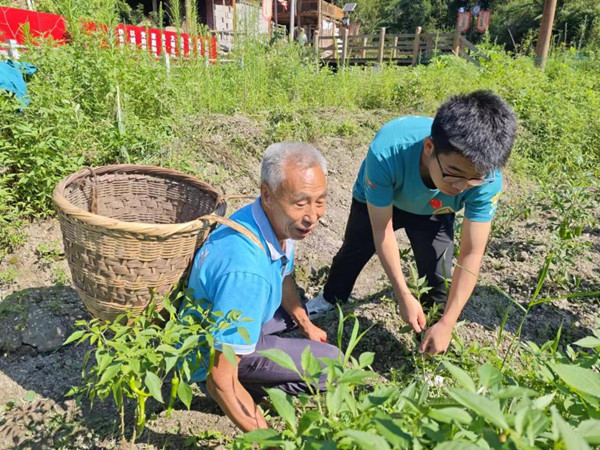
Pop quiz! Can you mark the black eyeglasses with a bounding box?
[434,148,495,187]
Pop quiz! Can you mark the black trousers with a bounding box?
[323,198,454,305]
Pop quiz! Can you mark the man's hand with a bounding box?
[397,292,427,333]
[302,322,328,343]
[419,320,453,355]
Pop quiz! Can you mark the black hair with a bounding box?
[430,90,517,175]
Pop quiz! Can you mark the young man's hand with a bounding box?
[419,319,453,355]
[302,323,328,343]
[396,292,427,333]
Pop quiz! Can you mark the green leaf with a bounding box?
[238,428,282,444]
[532,393,555,410]
[221,344,238,367]
[265,388,297,432]
[259,349,300,375]
[577,419,600,444]
[164,355,178,374]
[237,326,251,344]
[550,363,600,398]
[444,361,476,392]
[358,352,375,368]
[492,386,538,399]
[338,430,391,450]
[144,371,164,403]
[531,254,552,303]
[326,384,345,416]
[338,369,373,385]
[373,414,412,448]
[552,407,591,450]
[112,379,123,410]
[427,407,472,424]
[156,344,179,355]
[63,329,86,346]
[23,390,36,402]
[434,442,485,450]
[449,388,509,429]
[573,336,600,349]
[301,345,322,379]
[98,363,122,386]
[179,335,200,353]
[477,363,503,389]
[177,380,193,410]
[362,386,397,409]
[298,410,322,434]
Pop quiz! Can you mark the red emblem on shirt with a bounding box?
[430,199,442,209]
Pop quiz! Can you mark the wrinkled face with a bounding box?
[423,137,485,196]
[261,163,327,242]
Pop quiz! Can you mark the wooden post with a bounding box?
[341,27,349,67]
[185,0,192,30]
[535,0,558,70]
[317,0,322,35]
[7,39,20,59]
[392,35,398,59]
[290,0,296,42]
[452,26,461,56]
[377,27,386,65]
[411,26,422,67]
[313,30,319,54]
[361,36,367,58]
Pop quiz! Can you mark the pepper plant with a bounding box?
[64,291,247,446]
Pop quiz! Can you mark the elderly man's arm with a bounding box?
[281,275,328,342]
[206,351,268,432]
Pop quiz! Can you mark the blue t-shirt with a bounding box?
[352,116,502,222]
[182,198,294,381]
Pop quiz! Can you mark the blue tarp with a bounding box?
[0,60,37,106]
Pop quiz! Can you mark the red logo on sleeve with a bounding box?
[430,198,442,209]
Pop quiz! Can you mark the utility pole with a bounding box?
[535,0,557,70]
[289,0,296,42]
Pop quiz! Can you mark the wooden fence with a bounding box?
[314,27,485,67]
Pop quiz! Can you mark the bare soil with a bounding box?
[1,111,599,449]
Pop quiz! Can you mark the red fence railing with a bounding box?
[0,7,217,60]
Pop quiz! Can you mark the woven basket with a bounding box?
[53,164,262,322]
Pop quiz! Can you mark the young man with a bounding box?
[181,142,339,431]
[307,90,517,355]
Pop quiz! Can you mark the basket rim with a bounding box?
[52,164,224,237]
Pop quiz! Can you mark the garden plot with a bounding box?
[0,115,599,449]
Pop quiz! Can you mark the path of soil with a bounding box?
[1,112,599,449]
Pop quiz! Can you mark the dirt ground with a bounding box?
[1,112,599,449]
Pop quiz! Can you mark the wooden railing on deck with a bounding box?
[313,27,486,66]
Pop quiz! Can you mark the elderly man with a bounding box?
[182,142,339,431]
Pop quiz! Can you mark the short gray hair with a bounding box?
[261,142,327,191]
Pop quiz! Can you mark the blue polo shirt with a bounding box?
[352,116,502,222]
[183,198,294,382]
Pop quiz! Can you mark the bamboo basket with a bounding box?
[53,164,261,322]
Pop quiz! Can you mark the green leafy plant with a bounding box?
[64,293,246,445]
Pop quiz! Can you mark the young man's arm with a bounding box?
[206,351,269,432]
[281,275,328,342]
[367,202,427,333]
[419,218,491,355]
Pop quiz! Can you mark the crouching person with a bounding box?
[181,142,339,431]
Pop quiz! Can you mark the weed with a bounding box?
[0,265,18,285]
